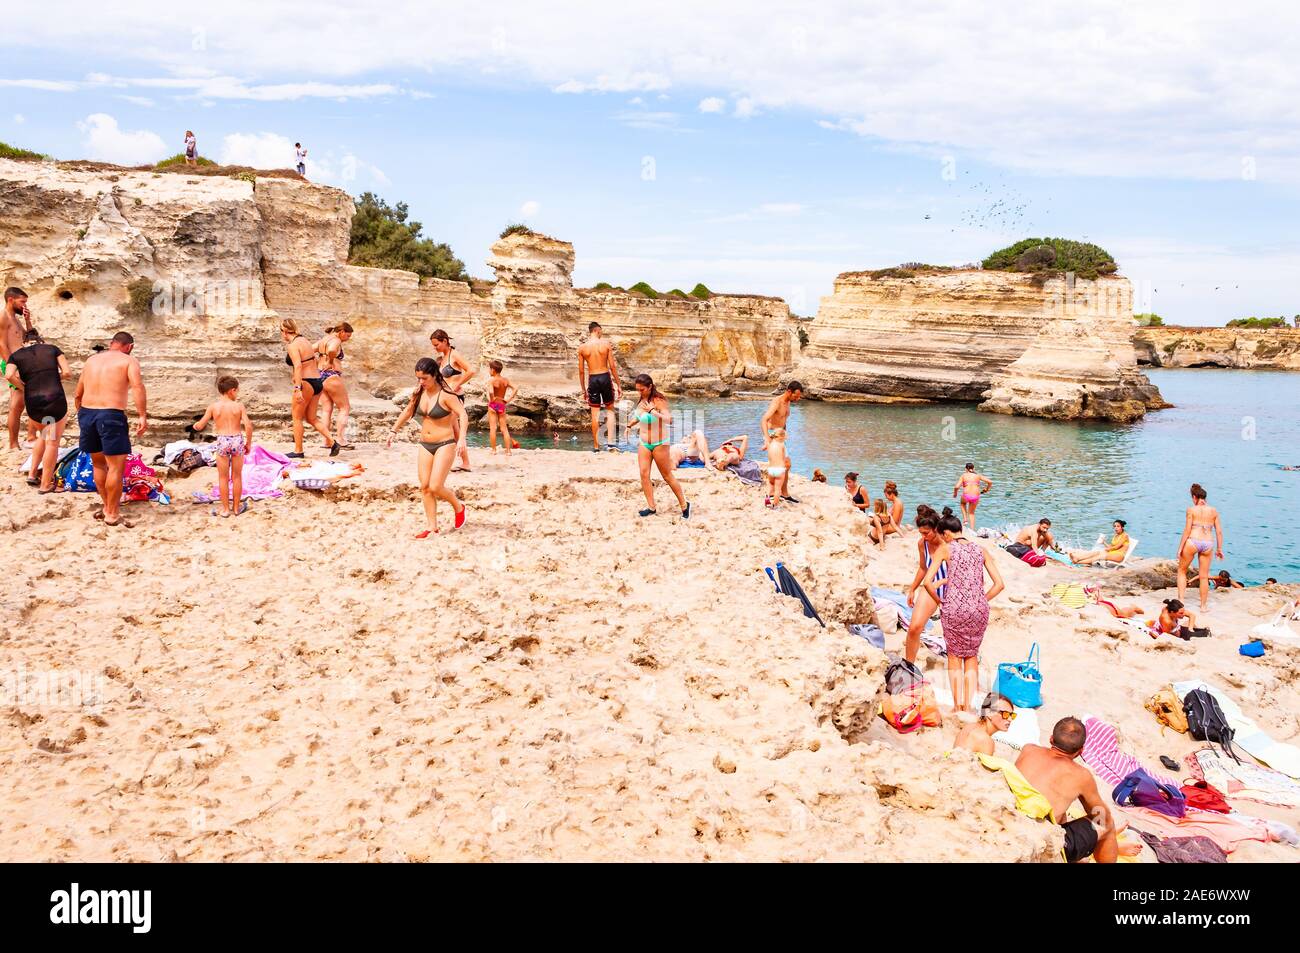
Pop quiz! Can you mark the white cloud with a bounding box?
[698,97,726,114]
[77,113,166,165]
[6,3,1300,180]
[219,132,297,170]
[612,110,681,132]
[13,114,25,124]
[519,200,540,218]
[117,95,155,108]
[0,78,78,92]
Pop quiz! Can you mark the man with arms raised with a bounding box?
[2,287,32,451]
[75,332,148,527]
[760,380,803,503]
[578,322,622,451]
[1016,717,1118,864]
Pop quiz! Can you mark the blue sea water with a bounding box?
[469,368,1300,583]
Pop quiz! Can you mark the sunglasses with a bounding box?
[992,710,1017,721]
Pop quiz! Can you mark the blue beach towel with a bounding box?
[728,459,764,485]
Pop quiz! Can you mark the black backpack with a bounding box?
[1182,688,1241,763]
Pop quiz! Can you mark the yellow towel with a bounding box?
[1051,582,1086,609]
[978,754,1055,820]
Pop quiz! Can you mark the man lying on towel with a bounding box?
[1016,717,1119,863]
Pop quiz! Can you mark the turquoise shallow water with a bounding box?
[469,368,1300,583]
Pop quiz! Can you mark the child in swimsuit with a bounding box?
[485,360,516,456]
[191,375,253,518]
[764,427,789,508]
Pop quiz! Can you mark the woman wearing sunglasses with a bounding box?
[954,692,1016,755]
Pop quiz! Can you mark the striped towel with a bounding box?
[1051,582,1087,609]
[1081,716,1178,788]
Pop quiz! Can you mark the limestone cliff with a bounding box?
[0,160,796,436]
[797,269,1165,422]
[1134,326,1300,370]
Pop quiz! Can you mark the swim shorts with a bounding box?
[215,434,247,459]
[78,407,131,456]
[1,358,12,391]
[586,372,614,408]
[1060,816,1098,863]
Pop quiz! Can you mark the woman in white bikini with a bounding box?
[387,357,468,537]
[316,323,353,452]
[430,329,477,472]
[1177,483,1224,613]
[953,462,992,531]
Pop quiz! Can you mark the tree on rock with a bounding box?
[349,192,467,281]
[982,238,1117,280]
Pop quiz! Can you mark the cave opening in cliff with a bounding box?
[58,290,73,300]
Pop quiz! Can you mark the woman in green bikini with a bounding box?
[633,373,690,519]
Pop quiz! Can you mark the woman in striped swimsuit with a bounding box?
[1176,483,1224,614]
[904,505,947,663]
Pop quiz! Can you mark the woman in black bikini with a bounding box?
[280,319,335,458]
[316,323,353,452]
[388,357,468,537]
[430,329,477,472]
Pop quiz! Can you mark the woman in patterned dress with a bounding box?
[922,507,1005,713]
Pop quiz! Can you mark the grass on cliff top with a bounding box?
[1226,316,1291,329]
[500,223,537,239]
[982,238,1118,280]
[0,141,52,161]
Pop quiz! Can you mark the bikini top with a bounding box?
[285,336,313,367]
[441,351,461,377]
[419,389,451,420]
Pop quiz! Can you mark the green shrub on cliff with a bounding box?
[117,277,157,321]
[0,141,50,161]
[155,153,216,169]
[1226,316,1287,329]
[628,281,659,299]
[349,192,468,281]
[499,223,536,239]
[982,238,1118,280]
[689,283,712,299]
[1134,313,1164,327]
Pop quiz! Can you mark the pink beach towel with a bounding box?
[1082,716,1178,788]
[192,445,289,503]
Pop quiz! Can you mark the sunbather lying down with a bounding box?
[281,461,366,488]
[1084,586,1144,619]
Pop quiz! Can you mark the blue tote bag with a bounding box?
[994,643,1042,709]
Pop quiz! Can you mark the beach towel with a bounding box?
[1188,748,1300,808]
[677,457,705,468]
[1042,549,1073,566]
[726,459,764,485]
[919,628,948,658]
[977,754,1055,820]
[992,706,1041,750]
[122,454,168,503]
[20,444,79,475]
[848,623,885,648]
[872,600,900,632]
[191,445,290,503]
[871,587,931,633]
[1173,680,1300,779]
[1081,717,1178,788]
[1115,803,1269,854]
[1137,832,1227,864]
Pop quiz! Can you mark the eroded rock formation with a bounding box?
[1134,326,1300,370]
[0,159,797,436]
[797,269,1165,422]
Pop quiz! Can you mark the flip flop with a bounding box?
[25,477,39,487]
[413,529,436,539]
[236,501,249,515]
[38,487,55,494]
[92,509,105,521]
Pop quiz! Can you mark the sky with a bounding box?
[2,1,1298,325]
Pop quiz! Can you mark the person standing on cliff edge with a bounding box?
[761,381,803,503]
[578,322,622,451]
[75,331,148,527]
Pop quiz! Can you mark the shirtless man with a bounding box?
[760,380,802,503]
[74,332,148,526]
[2,287,32,450]
[577,322,622,451]
[1015,518,1060,554]
[1016,717,1118,864]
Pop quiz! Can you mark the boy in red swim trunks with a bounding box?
[485,360,516,456]
[192,376,254,517]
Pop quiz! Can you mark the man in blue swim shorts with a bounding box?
[75,331,149,527]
